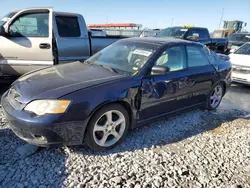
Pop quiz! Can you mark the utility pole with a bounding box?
[171,18,174,26]
[218,8,224,29]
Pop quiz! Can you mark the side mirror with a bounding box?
[0,25,6,36]
[151,65,170,75]
[230,48,236,53]
[187,35,199,41]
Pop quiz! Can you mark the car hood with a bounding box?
[229,54,250,68]
[229,41,245,46]
[11,62,127,103]
[229,41,245,49]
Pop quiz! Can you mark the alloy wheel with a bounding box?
[93,110,126,147]
[210,85,223,108]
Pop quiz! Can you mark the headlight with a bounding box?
[25,100,71,116]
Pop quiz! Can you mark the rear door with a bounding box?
[53,14,91,62]
[185,44,218,104]
[0,8,53,76]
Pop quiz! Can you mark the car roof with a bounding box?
[120,37,196,46]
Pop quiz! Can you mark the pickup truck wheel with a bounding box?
[84,104,129,151]
[206,83,224,110]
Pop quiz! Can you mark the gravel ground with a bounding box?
[1,101,250,187]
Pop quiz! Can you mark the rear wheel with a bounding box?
[84,104,129,151]
[206,83,224,110]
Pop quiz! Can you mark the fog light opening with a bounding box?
[33,134,47,142]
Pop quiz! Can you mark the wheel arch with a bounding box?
[84,100,136,135]
[211,79,227,96]
[218,80,227,96]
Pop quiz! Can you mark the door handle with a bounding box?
[39,43,51,49]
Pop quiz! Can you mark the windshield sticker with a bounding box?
[133,49,152,57]
[132,71,139,76]
[180,29,188,32]
[133,67,138,70]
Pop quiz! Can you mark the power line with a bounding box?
[171,18,174,27]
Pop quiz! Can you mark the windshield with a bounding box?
[86,41,157,75]
[229,34,250,42]
[157,27,187,38]
[235,43,250,55]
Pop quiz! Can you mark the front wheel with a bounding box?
[84,104,129,151]
[206,83,224,110]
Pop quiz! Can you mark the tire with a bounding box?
[84,103,130,151]
[206,82,224,110]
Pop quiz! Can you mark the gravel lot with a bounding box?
[0,85,250,188]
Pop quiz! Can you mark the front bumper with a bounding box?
[1,91,87,147]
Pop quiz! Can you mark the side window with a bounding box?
[9,13,49,37]
[186,29,199,38]
[56,16,81,37]
[187,46,210,67]
[155,46,187,72]
[199,29,209,39]
[203,46,217,64]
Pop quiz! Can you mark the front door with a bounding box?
[139,45,194,120]
[0,8,53,76]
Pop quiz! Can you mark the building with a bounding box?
[87,23,143,30]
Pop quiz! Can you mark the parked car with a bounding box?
[0,7,126,77]
[1,37,232,151]
[156,26,229,54]
[229,42,250,85]
[228,33,250,51]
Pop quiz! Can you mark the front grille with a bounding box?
[233,68,250,74]
[7,88,25,110]
[233,77,247,81]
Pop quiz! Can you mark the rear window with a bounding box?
[187,46,210,67]
[56,16,81,37]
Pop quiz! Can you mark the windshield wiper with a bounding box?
[101,65,118,73]
[96,64,118,73]
[81,60,92,64]
[82,60,119,73]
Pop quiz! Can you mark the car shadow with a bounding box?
[0,127,67,187]
[71,109,248,156]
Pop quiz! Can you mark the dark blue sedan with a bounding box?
[1,37,232,151]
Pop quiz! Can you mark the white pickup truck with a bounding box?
[0,7,126,77]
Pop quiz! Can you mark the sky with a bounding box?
[0,0,249,32]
